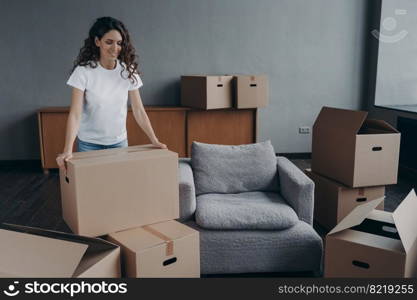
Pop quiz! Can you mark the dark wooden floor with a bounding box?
[0,161,71,233]
[1,159,415,233]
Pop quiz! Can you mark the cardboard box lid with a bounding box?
[313,106,368,135]
[181,75,233,79]
[392,189,417,252]
[109,220,197,254]
[68,146,176,167]
[361,119,399,134]
[70,144,157,161]
[328,196,385,235]
[0,224,117,277]
[234,74,267,80]
[329,190,417,253]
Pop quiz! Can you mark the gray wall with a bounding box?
[0,0,368,160]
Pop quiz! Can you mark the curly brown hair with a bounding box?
[71,16,140,84]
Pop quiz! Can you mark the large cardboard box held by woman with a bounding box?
[60,145,179,237]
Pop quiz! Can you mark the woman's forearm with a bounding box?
[132,109,159,143]
[63,112,81,153]
[129,89,164,146]
[62,88,84,153]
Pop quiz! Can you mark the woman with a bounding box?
[56,16,166,170]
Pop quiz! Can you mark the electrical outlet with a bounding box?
[299,126,310,134]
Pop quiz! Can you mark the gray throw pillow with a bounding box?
[191,141,278,195]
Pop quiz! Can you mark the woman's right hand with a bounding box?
[56,152,73,171]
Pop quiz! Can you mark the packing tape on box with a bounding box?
[358,188,365,196]
[143,225,174,256]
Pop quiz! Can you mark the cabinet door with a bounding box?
[187,109,256,156]
[126,110,186,157]
[39,112,76,169]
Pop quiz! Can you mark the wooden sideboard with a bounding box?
[38,106,257,173]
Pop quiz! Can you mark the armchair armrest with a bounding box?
[277,156,314,225]
[178,158,196,221]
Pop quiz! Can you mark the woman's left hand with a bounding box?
[153,141,167,149]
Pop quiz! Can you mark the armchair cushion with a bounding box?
[184,220,323,274]
[191,141,279,195]
[195,191,299,230]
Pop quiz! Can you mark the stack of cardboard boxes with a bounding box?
[308,106,417,277]
[0,145,200,278]
[61,145,200,278]
[306,106,401,231]
[181,75,268,109]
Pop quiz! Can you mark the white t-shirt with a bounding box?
[67,61,143,145]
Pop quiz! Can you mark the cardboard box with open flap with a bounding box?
[60,144,179,237]
[324,189,417,277]
[305,168,385,230]
[312,106,401,187]
[107,220,200,278]
[0,223,120,278]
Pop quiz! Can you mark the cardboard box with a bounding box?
[312,106,401,187]
[60,145,179,237]
[305,169,384,230]
[0,223,120,278]
[181,75,233,109]
[324,189,417,278]
[234,75,268,108]
[107,220,200,278]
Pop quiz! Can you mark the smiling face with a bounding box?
[95,29,123,63]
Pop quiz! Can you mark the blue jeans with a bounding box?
[77,138,128,152]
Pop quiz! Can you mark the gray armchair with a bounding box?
[178,142,323,275]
